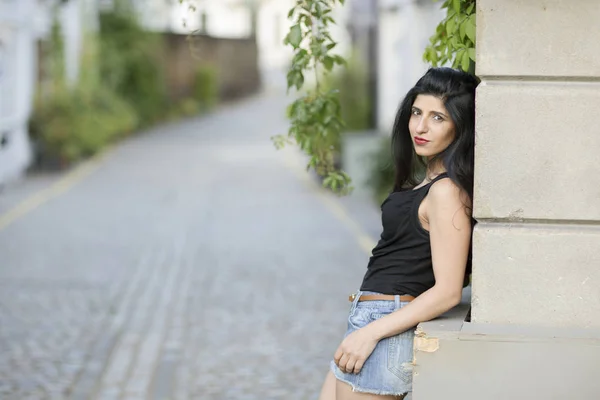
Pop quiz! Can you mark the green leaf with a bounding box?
[449,35,460,48]
[286,71,296,90]
[453,49,463,68]
[452,0,460,14]
[468,47,476,61]
[467,3,475,14]
[295,72,305,90]
[315,2,323,18]
[459,19,467,40]
[323,56,334,71]
[429,47,439,65]
[446,17,456,35]
[465,15,476,42]
[333,55,347,66]
[461,50,470,71]
[299,14,312,29]
[332,177,339,190]
[287,7,295,19]
[288,24,302,48]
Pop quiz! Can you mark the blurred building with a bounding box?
[134,0,253,38]
[0,0,98,186]
[0,0,443,187]
[377,0,445,134]
[255,0,352,90]
[340,0,445,199]
[0,0,262,185]
[0,0,37,186]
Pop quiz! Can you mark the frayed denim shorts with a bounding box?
[330,291,416,397]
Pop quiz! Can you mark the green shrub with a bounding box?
[194,65,219,111]
[177,98,201,117]
[29,86,138,167]
[99,3,167,126]
[323,52,372,133]
[367,137,396,204]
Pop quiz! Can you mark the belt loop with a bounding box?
[352,290,362,309]
[394,294,401,310]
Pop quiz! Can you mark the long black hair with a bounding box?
[391,67,480,204]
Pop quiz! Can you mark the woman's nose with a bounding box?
[416,117,428,134]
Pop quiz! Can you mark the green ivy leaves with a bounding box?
[424,0,476,73]
[287,24,303,48]
[274,0,352,195]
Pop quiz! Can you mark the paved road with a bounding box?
[0,92,383,400]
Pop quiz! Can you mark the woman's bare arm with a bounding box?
[364,178,472,340]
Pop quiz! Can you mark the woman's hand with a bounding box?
[334,327,379,374]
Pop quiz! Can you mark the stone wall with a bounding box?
[162,33,261,102]
[471,0,600,328]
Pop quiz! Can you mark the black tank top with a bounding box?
[360,173,449,297]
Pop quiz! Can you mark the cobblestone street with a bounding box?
[0,92,383,400]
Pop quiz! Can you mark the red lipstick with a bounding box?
[414,137,429,145]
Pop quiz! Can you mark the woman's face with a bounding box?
[409,94,456,159]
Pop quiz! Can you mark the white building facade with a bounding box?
[256,0,352,90]
[136,0,352,91]
[377,0,445,134]
[0,0,97,186]
[135,0,253,38]
[0,0,43,186]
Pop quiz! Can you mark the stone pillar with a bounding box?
[472,0,600,328]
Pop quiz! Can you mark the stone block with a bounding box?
[413,318,600,400]
[474,82,600,221]
[471,222,600,328]
[477,0,600,77]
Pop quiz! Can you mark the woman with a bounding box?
[319,67,479,400]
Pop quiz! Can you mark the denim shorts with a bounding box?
[330,291,416,396]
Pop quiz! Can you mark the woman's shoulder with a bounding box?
[428,176,469,208]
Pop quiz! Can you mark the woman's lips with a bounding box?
[414,137,429,145]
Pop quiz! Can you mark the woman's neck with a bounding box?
[425,161,446,180]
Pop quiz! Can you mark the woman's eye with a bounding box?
[412,110,420,116]
[433,115,444,122]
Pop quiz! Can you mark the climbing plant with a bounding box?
[424,0,477,73]
[272,0,352,195]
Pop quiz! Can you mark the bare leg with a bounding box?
[335,379,407,400]
[318,371,337,400]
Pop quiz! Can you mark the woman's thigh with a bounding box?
[318,370,337,400]
[335,379,406,400]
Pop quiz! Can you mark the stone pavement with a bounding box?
[0,92,386,400]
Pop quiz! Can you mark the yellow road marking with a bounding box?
[281,148,377,255]
[0,149,112,231]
